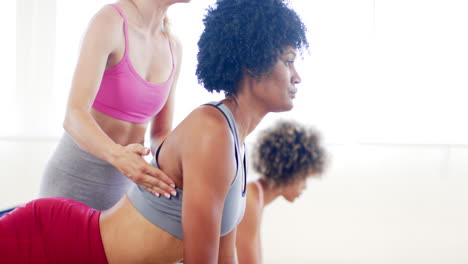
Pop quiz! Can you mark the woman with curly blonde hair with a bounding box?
[236,120,327,263]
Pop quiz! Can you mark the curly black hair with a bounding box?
[252,120,326,187]
[196,0,308,96]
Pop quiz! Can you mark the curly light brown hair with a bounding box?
[252,120,327,187]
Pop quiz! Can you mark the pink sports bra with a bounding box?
[92,4,175,124]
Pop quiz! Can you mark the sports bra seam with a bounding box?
[92,102,150,123]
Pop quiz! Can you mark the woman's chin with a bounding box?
[271,102,294,113]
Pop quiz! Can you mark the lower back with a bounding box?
[100,195,184,263]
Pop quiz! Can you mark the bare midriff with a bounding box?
[91,109,148,146]
[100,195,184,264]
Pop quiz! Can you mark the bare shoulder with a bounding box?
[247,183,260,204]
[245,183,263,217]
[93,5,124,27]
[185,105,235,149]
[85,5,125,44]
[175,105,237,173]
[76,4,128,57]
[178,105,238,191]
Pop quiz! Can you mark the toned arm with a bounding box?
[181,108,237,263]
[236,183,263,263]
[63,6,124,161]
[63,6,176,196]
[219,227,238,264]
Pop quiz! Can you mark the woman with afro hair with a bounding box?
[236,120,327,263]
[0,0,308,263]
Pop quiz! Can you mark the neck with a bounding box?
[125,0,168,34]
[258,179,283,206]
[221,78,271,143]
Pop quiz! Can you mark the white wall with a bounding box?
[3,0,468,263]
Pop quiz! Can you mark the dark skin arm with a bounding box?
[181,107,237,263]
[236,183,263,263]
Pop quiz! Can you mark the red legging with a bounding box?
[0,197,108,264]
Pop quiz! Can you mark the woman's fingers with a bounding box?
[117,144,178,198]
[144,165,177,194]
[120,161,177,198]
[127,144,151,156]
[140,183,164,197]
[152,186,173,198]
[132,171,177,198]
[141,184,173,199]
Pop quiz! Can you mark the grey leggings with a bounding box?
[39,132,132,210]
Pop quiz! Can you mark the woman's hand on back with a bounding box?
[111,143,177,198]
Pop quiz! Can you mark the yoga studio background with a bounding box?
[3,0,468,263]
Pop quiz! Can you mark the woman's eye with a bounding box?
[286,60,294,66]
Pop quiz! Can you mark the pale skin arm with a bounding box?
[149,36,182,155]
[236,183,263,264]
[181,109,238,264]
[63,6,176,197]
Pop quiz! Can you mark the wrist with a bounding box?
[108,143,124,165]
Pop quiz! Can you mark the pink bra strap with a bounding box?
[167,38,176,69]
[110,4,129,57]
[253,181,264,207]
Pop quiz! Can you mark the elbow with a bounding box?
[63,112,72,133]
[62,106,81,134]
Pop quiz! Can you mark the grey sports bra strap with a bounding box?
[216,103,247,196]
[203,102,244,188]
[203,102,241,152]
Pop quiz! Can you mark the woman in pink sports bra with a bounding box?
[236,120,328,263]
[39,0,190,210]
[2,1,311,262]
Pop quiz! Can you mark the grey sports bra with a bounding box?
[127,102,247,239]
